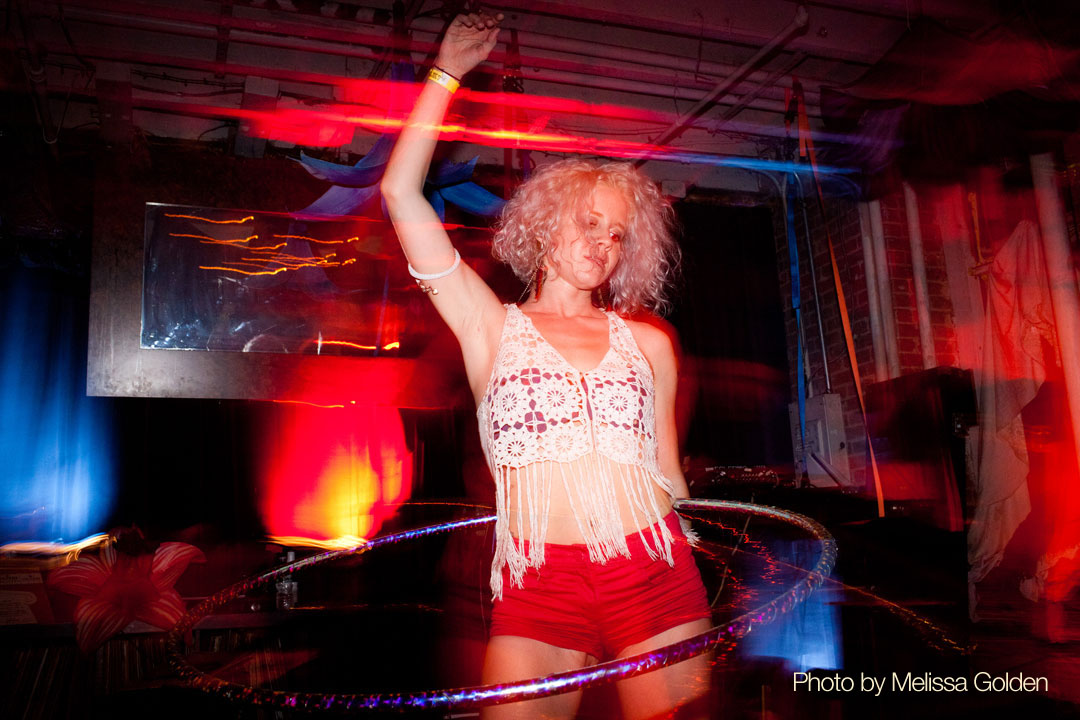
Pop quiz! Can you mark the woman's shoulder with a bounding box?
[618,312,680,367]
[620,313,676,348]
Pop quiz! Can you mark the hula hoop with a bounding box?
[166,499,836,712]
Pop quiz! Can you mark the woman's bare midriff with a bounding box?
[500,453,674,545]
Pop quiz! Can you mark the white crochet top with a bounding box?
[477,304,676,599]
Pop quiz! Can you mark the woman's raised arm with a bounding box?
[380,13,506,360]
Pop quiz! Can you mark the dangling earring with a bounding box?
[533,263,546,301]
[517,255,546,304]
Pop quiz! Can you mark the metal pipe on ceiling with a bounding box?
[508,69,791,114]
[27,17,803,118]
[45,0,840,89]
[487,0,877,65]
[635,5,809,166]
[406,16,823,98]
[39,0,820,107]
[23,40,852,157]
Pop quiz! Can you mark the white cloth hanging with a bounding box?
[967,219,1058,617]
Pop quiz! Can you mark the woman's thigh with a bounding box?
[480,635,597,720]
[614,619,713,720]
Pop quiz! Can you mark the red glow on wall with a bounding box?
[257,404,412,542]
[251,107,355,148]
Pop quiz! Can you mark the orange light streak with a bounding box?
[197,239,270,248]
[319,339,400,351]
[238,258,311,267]
[267,535,367,550]
[202,250,348,275]
[164,213,255,224]
[237,258,339,270]
[171,232,259,244]
[198,265,292,276]
[272,400,351,409]
[243,252,337,264]
[273,233,359,245]
[0,533,109,563]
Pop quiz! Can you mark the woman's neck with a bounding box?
[524,277,602,318]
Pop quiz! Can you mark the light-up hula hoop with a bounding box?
[166,499,836,712]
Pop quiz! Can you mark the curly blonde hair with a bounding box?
[492,159,680,315]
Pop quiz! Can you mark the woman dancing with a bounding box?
[381,12,712,719]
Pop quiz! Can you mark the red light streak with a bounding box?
[101,83,768,163]
[164,213,255,224]
[336,80,675,124]
[238,99,665,156]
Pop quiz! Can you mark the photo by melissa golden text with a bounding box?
[794,671,1051,695]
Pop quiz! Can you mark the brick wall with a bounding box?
[771,186,960,493]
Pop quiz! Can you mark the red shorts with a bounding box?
[490,512,711,660]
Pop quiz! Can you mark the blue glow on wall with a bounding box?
[0,266,115,543]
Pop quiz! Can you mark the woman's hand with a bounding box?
[435,12,503,79]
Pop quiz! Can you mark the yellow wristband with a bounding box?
[427,67,461,94]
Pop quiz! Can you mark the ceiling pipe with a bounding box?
[25,40,797,120]
[487,0,874,64]
[18,37,810,128]
[407,16,823,97]
[27,13,805,117]
[634,5,809,167]
[14,78,803,172]
[21,47,860,164]
[706,52,808,133]
[42,1,821,105]
[510,69,793,114]
[46,0,846,83]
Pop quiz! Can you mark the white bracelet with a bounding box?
[408,249,461,281]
